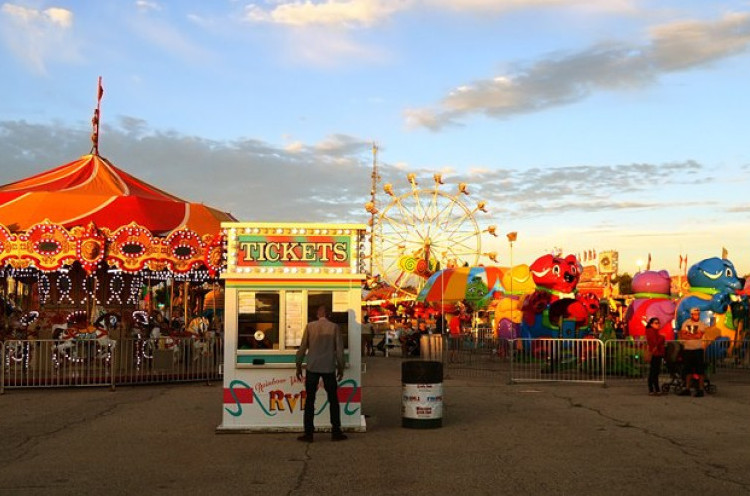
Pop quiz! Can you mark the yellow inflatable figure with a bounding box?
[492,264,536,339]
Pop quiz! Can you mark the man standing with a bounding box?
[435,313,445,335]
[678,307,707,397]
[296,305,347,442]
[361,314,374,357]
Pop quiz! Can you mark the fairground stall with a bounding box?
[218,222,367,432]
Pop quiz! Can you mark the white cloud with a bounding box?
[237,0,638,67]
[650,12,750,71]
[285,141,305,153]
[431,0,637,14]
[242,0,409,27]
[407,12,750,130]
[241,0,636,28]
[0,3,79,74]
[135,1,162,13]
[280,26,385,66]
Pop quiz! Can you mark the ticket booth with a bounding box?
[217,222,367,432]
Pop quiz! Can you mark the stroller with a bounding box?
[661,341,717,395]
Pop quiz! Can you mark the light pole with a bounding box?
[506,232,518,329]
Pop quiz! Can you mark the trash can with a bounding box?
[401,360,443,429]
[419,334,444,361]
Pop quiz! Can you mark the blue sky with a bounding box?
[1,0,749,277]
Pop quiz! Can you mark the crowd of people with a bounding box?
[367,314,452,358]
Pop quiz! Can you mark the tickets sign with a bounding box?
[236,235,350,267]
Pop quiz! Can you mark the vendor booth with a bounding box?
[218,222,367,432]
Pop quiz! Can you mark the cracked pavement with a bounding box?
[1,359,749,495]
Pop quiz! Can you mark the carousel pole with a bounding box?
[14,276,19,311]
[147,277,152,313]
[183,280,189,326]
[2,275,8,334]
[169,277,174,322]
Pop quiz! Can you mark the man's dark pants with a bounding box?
[303,371,341,435]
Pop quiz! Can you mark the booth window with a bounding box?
[236,290,349,352]
[238,292,280,350]
[307,291,349,350]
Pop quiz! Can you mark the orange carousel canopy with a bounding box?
[0,154,235,276]
[0,154,235,236]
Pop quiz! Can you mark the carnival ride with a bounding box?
[0,80,233,380]
[365,172,497,299]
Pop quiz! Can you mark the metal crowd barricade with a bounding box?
[509,338,605,385]
[444,331,510,379]
[2,339,116,391]
[702,338,750,380]
[602,338,750,384]
[115,336,223,386]
[602,339,648,382]
[2,337,224,393]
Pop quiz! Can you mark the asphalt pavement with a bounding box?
[2,357,750,495]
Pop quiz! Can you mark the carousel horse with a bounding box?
[131,310,157,367]
[131,310,186,367]
[4,310,40,369]
[137,310,193,364]
[52,310,119,365]
[185,316,214,359]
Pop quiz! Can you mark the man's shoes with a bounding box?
[678,389,691,396]
[297,434,314,443]
[331,432,348,442]
[695,390,705,398]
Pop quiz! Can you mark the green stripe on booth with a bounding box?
[237,354,297,364]
[236,352,351,365]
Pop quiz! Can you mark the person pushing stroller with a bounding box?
[678,307,707,397]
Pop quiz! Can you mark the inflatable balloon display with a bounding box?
[520,254,598,339]
[624,270,676,341]
[675,257,746,345]
[490,264,535,339]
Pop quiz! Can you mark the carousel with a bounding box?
[0,80,234,388]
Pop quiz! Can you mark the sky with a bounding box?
[0,0,749,278]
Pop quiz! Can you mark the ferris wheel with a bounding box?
[365,173,497,298]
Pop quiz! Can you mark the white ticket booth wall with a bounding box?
[218,222,367,432]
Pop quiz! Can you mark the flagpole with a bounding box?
[91,76,104,156]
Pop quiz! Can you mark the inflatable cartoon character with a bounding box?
[624,270,676,341]
[465,275,489,308]
[675,257,745,344]
[489,264,535,339]
[520,254,594,338]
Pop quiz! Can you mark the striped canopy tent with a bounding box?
[0,81,235,334]
[0,153,234,237]
[416,266,506,307]
[0,152,236,331]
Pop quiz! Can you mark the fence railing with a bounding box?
[2,337,223,392]
[376,334,750,385]
[510,338,605,384]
